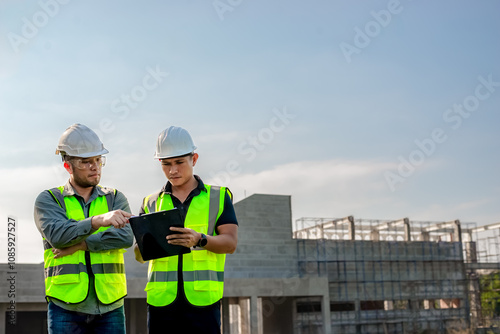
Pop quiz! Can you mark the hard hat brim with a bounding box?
[56,148,109,158]
[154,147,196,160]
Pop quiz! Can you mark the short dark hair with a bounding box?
[182,152,195,158]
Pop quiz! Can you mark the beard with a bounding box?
[72,172,100,188]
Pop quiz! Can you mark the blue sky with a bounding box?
[1,0,499,263]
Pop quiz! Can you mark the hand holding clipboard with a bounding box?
[129,208,191,261]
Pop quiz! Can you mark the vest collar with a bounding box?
[62,180,105,204]
[161,175,207,195]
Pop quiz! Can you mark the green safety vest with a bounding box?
[43,186,127,304]
[143,184,227,307]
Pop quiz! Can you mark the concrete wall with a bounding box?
[227,193,299,279]
[0,263,45,304]
[225,194,331,334]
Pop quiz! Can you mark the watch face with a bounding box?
[199,234,208,247]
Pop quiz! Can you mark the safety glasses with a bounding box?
[69,156,106,170]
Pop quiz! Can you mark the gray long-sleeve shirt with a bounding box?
[34,181,134,314]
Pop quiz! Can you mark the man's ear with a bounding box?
[63,162,72,174]
[192,153,199,166]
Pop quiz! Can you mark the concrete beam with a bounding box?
[471,222,500,233]
[293,216,353,238]
[423,220,460,233]
[224,277,329,298]
[465,262,500,270]
[374,218,408,231]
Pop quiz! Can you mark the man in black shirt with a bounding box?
[134,126,238,334]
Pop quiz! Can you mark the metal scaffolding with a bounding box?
[292,217,500,334]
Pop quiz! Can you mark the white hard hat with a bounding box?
[55,123,109,158]
[154,126,197,159]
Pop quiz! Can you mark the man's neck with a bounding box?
[69,181,94,203]
[171,177,198,203]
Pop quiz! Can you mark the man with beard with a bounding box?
[34,123,133,334]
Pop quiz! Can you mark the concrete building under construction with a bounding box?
[2,193,500,333]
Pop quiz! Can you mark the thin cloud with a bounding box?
[224,159,396,220]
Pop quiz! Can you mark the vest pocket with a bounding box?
[189,224,208,234]
[48,252,83,284]
[89,250,125,284]
[192,249,217,262]
[146,257,176,291]
[193,280,218,292]
[103,273,126,284]
[145,282,167,292]
[191,250,218,291]
[192,272,220,291]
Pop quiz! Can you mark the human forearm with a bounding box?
[46,220,93,249]
[53,240,87,258]
[90,209,132,229]
[168,224,238,254]
[203,233,237,254]
[85,224,134,252]
[85,190,134,251]
[91,190,133,230]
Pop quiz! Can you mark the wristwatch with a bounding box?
[197,233,208,247]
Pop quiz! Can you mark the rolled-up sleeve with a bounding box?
[85,190,134,252]
[34,191,94,249]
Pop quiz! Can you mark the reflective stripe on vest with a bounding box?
[144,185,226,307]
[43,186,127,304]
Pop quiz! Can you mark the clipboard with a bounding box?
[129,208,191,261]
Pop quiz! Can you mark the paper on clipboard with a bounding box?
[129,208,191,261]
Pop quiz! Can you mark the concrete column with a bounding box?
[222,298,230,334]
[0,303,6,334]
[423,300,434,309]
[370,230,380,241]
[466,241,478,263]
[403,218,411,241]
[229,298,240,334]
[409,300,419,310]
[354,299,361,334]
[348,216,355,240]
[321,294,332,334]
[469,274,482,327]
[292,299,298,334]
[250,296,262,334]
[421,231,430,241]
[453,220,462,243]
[240,297,250,334]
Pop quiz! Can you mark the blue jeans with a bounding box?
[48,302,126,334]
